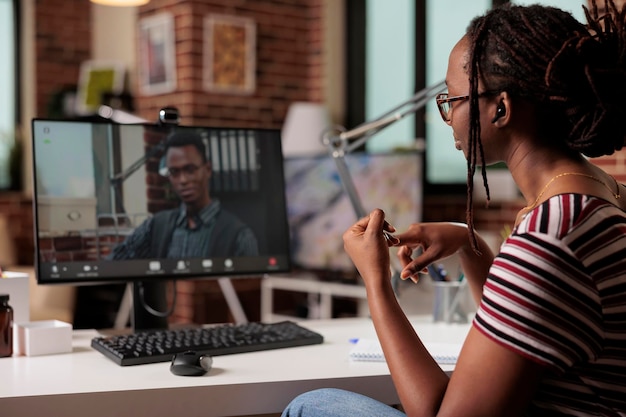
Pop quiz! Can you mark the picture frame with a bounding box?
[203,14,256,95]
[75,60,126,115]
[138,12,177,96]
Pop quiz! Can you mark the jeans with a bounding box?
[281,388,407,417]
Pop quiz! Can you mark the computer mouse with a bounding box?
[170,351,213,376]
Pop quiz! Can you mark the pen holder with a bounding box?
[432,280,468,324]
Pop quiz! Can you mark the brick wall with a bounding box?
[34,0,91,118]
[37,233,116,263]
[0,193,34,266]
[134,0,324,128]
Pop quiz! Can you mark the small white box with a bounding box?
[37,196,97,232]
[16,320,72,356]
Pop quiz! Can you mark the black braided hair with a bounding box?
[164,131,208,163]
[462,0,626,251]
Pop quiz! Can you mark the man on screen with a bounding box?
[108,131,259,260]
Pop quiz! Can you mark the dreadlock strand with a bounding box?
[465,15,490,254]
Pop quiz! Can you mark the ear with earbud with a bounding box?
[491,103,506,123]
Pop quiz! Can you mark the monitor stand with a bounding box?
[114,278,249,332]
[131,281,169,332]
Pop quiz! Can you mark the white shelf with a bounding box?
[261,274,369,322]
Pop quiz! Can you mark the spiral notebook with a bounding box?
[349,338,461,365]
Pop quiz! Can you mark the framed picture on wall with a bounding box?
[138,12,177,96]
[75,60,126,115]
[203,14,256,95]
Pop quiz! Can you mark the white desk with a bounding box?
[0,316,470,417]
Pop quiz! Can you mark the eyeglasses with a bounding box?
[435,91,497,122]
[164,164,204,178]
[435,93,470,122]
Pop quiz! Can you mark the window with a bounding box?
[425,0,491,187]
[364,0,415,152]
[347,1,491,191]
[0,0,17,190]
[512,0,586,19]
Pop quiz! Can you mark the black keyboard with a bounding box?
[91,320,324,366]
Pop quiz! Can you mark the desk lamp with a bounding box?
[282,102,330,157]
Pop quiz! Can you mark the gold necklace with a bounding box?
[521,172,621,213]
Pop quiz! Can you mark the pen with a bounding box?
[383,231,395,243]
[427,264,445,281]
[437,264,448,281]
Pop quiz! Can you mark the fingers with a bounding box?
[354,212,373,228]
[383,231,399,246]
[370,211,402,247]
[366,208,385,229]
[358,209,388,238]
[345,210,402,251]
[382,219,396,234]
[397,245,415,266]
[397,245,432,283]
[347,211,376,237]
[393,230,419,248]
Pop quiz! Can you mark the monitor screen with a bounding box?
[283,151,422,274]
[31,119,291,286]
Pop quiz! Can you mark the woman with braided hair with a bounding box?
[281,1,626,416]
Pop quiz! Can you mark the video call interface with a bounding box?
[32,119,291,285]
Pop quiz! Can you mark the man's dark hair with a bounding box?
[462,0,626,249]
[164,131,208,163]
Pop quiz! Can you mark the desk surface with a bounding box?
[0,316,470,417]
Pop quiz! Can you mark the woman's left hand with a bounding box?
[343,209,397,286]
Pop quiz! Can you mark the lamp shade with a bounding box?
[90,0,150,6]
[281,102,330,157]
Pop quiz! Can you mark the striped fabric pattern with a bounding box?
[474,194,626,416]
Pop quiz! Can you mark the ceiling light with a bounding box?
[90,0,150,6]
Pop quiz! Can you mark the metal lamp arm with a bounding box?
[322,80,446,219]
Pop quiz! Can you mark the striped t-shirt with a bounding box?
[474,194,626,416]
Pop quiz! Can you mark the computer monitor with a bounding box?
[31,118,291,331]
[283,151,423,276]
